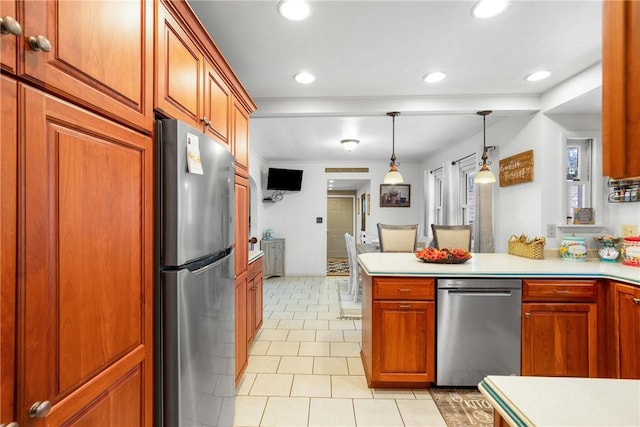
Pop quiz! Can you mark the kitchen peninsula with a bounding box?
[357,252,640,388]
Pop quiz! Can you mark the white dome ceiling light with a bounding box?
[525,70,552,82]
[423,71,447,83]
[471,0,510,19]
[341,139,360,151]
[278,0,311,21]
[293,71,315,84]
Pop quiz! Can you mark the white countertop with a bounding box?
[479,375,640,426]
[357,253,640,285]
[248,250,264,263]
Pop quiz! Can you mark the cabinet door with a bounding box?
[235,175,249,278]
[232,100,250,178]
[156,0,203,129]
[522,303,598,377]
[246,274,256,345]
[603,0,640,177]
[372,301,435,384]
[253,272,264,334]
[235,272,248,385]
[1,75,17,426]
[0,0,18,74]
[613,283,640,378]
[203,59,231,147]
[21,0,153,131]
[18,85,153,426]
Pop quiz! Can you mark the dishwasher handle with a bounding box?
[445,289,515,296]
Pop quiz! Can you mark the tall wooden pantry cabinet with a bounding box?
[1,0,255,425]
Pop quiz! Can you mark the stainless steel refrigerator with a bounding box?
[155,119,235,427]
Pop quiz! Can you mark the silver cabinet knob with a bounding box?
[0,422,20,427]
[28,401,51,419]
[0,16,22,35]
[27,35,51,52]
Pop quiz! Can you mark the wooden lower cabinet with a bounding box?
[521,303,598,377]
[612,282,640,378]
[247,257,264,344]
[235,272,248,385]
[13,84,153,426]
[521,279,598,378]
[361,275,435,387]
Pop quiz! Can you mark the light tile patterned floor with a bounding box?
[234,276,447,427]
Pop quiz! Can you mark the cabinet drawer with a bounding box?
[373,277,434,300]
[248,257,263,280]
[523,279,597,302]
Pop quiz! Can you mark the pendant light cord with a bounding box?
[387,112,400,167]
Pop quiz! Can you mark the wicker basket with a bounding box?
[508,234,545,260]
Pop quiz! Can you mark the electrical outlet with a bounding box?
[546,224,557,238]
[621,224,638,237]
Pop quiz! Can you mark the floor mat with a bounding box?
[327,258,349,276]
[429,387,494,426]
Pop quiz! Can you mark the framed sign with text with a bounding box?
[499,150,534,187]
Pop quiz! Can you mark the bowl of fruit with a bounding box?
[415,247,472,264]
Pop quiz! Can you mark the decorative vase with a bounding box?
[560,236,588,261]
[621,236,640,266]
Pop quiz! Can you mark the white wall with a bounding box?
[248,157,423,275]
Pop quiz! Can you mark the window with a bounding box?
[458,156,477,226]
[565,138,592,220]
[433,168,444,225]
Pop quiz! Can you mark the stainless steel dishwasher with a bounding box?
[436,278,522,386]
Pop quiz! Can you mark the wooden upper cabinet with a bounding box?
[603,0,640,178]
[155,0,203,128]
[156,1,237,150]
[17,85,153,426]
[233,100,250,177]
[17,0,154,132]
[0,0,19,74]
[204,59,231,147]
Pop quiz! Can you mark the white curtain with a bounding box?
[475,183,495,252]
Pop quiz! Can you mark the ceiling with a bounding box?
[188,0,603,176]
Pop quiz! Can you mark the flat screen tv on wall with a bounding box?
[266,168,303,191]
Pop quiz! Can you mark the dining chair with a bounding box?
[343,233,361,302]
[376,223,419,253]
[430,224,472,251]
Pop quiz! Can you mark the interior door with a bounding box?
[327,196,354,259]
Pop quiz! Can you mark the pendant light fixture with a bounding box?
[383,112,403,184]
[474,110,497,184]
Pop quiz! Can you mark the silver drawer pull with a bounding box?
[398,304,411,309]
[553,289,570,294]
[398,288,412,293]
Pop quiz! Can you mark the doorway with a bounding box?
[326,195,355,259]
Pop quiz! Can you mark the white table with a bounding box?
[479,375,640,426]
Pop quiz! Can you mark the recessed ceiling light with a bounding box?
[525,70,551,82]
[294,71,315,84]
[423,71,447,83]
[278,0,310,21]
[471,0,510,19]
